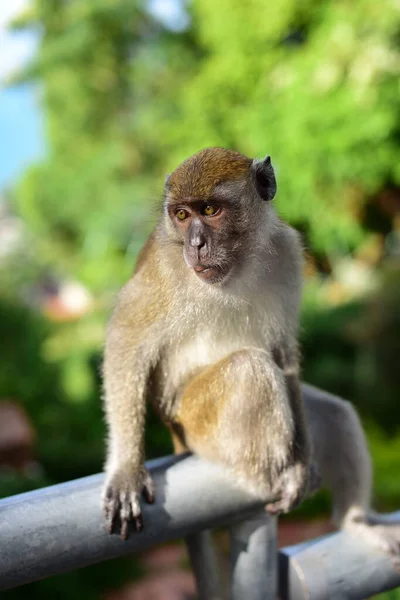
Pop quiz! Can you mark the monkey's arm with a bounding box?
[102,280,160,539]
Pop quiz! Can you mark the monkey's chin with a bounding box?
[193,265,231,285]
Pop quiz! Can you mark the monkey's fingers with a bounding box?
[266,485,303,515]
[119,490,132,540]
[115,490,144,540]
[265,499,286,516]
[142,473,155,504]
[267,462,309,516]
[130,491,144,534]
[103,488,120,534]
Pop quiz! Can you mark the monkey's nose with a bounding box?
[189,236,206,250]
[188,219,207,250]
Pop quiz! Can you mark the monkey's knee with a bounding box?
[228,348,276,388]
[177,348,270,422]
[175,348,275,452]
[230,347,269,366]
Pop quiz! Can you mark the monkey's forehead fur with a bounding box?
[166,147,253,200]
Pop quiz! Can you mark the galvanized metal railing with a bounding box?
[1,392,400,598]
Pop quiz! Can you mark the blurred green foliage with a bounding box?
[0,0,399,597]
[376,590,400,600]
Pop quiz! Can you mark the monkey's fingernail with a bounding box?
[135,516,144,532]
[143,488,155,504]
[266,504,280,515]
[120,523,129,541]
[106,511,117,534]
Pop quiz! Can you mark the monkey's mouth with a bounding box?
[193,264,230,284]
[193,265,212,273]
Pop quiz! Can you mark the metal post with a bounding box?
[186,530,224,600]
[230,510,277,600]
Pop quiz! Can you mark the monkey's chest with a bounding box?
[162,316,270,399]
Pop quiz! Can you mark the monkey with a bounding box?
[101,147,400,559]
[102,147,311,540]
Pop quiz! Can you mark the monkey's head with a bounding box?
[164,147,277,285]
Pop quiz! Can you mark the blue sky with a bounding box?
[0,0,188,191]
[0,2,44,191]
[0,85,45,190]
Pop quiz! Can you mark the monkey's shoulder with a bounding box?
[258,222,303,291]
[133,230,159,275]
[270,221,303,266]
[110,270,171,337]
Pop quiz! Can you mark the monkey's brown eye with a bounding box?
[176,209,188,221]
[203,205,218,216]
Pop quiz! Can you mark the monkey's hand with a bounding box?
[266,462,317,516]
[102,464,155,540]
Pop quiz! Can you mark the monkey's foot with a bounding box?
[102,466,155,540]
[266,463,309,515]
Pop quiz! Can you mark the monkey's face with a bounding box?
[167,198,243,284]
[165,148,277,285]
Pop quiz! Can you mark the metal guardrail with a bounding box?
[1,450,400,598]
[0,454,269,593]
[279,519,400,600]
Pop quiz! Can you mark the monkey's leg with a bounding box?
[303,384,400,559]
[174,348,310,511]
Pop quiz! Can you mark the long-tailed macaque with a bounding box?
[102,148,400,558]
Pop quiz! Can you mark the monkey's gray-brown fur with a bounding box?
[102,148,400,560]
[103,147,309,537]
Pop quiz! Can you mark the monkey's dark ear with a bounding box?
[252,156,277,201]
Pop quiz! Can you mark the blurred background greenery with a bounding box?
[0,0,399,598]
